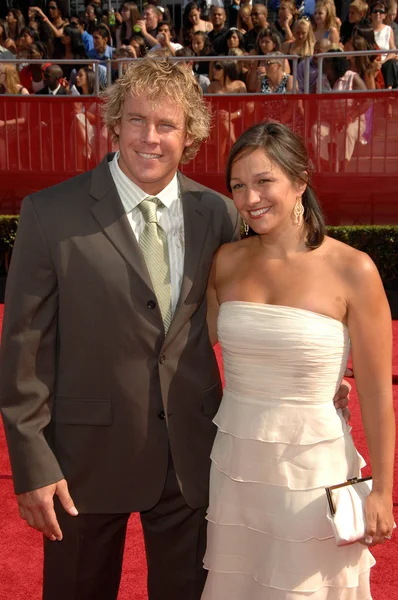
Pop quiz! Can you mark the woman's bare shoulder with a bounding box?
[214,236,253,267]
[323,236,379,283]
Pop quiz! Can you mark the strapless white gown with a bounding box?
[202,302,375,600]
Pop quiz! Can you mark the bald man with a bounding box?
[36,65,67,96]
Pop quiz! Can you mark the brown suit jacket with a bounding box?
[0,154,240,513]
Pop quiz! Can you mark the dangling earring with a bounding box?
[242,220,249,236]
[293,198,304,226]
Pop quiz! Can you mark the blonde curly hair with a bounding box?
[101,56,212,164]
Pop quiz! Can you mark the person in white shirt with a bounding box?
[149,21,183,55]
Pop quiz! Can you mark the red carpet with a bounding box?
[0,305,397,599]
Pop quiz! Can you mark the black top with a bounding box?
[208,26,229,55]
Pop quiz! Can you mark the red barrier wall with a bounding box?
[1,93,397,224]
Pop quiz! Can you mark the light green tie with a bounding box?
[139,197,172,332]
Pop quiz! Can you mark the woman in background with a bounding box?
[247,28,290,93]
[237,4,253,34]
[180,1,213,48]
[0,63,29,95]
[370,0,397,88]
[115,2,140,48]
[208,60,247,94]
[274,0,297,43]
[19,42,51,94]
[226,28,246,53]
[191,31,214,79]
[5,9,25,42]
[282,17,316,65]
[60,24,87,80]
[313,0,340,42]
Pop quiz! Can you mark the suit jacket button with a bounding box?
[147,300,156,309]
[159,355,165,364]
[158,410,166,420]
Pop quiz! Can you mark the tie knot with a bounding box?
[139,197,161,224]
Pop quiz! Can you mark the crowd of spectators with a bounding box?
[0,0,396,95]
[0,0,397,171]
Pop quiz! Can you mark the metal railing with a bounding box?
[2,49,397,95]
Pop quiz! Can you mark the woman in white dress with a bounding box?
[203,122,395,599]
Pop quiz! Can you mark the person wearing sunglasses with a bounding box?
[256,51,296,94]
[370,0,398,88]
[208,60,247,94]
[31,2,69,39]
[245,4,269,52]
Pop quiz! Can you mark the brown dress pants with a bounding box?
[43,454,208,600]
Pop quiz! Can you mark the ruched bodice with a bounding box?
[202,302,374,600]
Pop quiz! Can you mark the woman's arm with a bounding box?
[247,58,260,92]
[329,26,340,44]
[346,252,395,545]
[364,68,377,90]
[206,259,220,347]
[32,7,66,38]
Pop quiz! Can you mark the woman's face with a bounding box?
[192,35,204,54]
[344,39,356,64]
[371,5,387,24]
[76,68,87,87]
[86,6,96,19]
[6,11,16,25]
[230,148,305,236]
[348,7,361,23]
[259,36,275,53]
[265,59,281,78]
[131,39,144,56]
[228,32,240,48]
[61,33,71,45]
[21,30,34,47]
[213,62,224,80]
[189,8,200,25]
[121,5,131,21]
[241,9,251,24]
[158,23,171,41]
[294,23,308,42]
[279,3,292,20]
[314,6,327,25]
[28,46,43,60]
[47,3,60,19]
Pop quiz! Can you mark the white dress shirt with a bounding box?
[49,84,61,95]
[109,152,185,316]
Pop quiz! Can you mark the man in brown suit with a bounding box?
[0,57,349,600]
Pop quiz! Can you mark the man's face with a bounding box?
[251,5,268,29]
[158,24,171,42]
[211,8,226,28]
[144,7,159,30]
[386,5,397,23]
[43,67,60,89]
[93,31,107,53]
[114,92,194,195]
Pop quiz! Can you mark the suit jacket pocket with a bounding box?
[53,398,112,425]
[201,382,222,416]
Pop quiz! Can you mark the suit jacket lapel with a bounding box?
[89,154,154,295]
[163,174,211,347]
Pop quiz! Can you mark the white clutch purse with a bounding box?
[325,476,372,546]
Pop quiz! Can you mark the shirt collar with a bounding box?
[109,151,180,216]
[50,84,61,95]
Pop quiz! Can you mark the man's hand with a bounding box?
[17,479,78,541]
[136,19,147,35]
[333,373,352,423]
